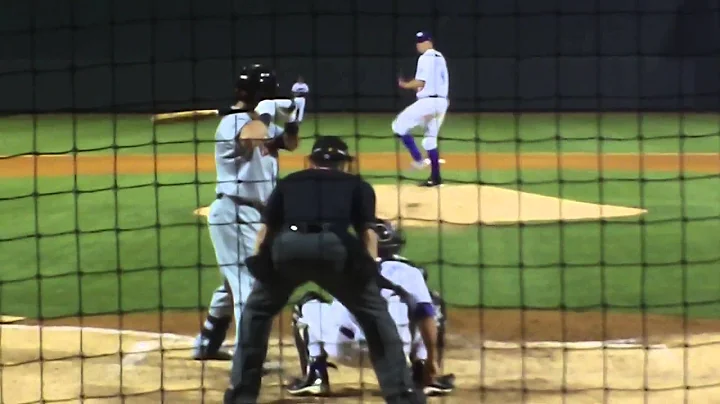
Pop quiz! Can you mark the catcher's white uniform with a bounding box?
[296,259,436,367]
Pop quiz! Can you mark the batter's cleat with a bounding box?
[418,177,442,187]
[191,335,233,361]
[286,360,330,396]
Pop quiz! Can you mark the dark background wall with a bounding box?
[1,0,719,113]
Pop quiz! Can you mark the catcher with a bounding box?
[287,219,455,397]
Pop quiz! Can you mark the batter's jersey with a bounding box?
[292,82,309,95]
[213,112,278,203]
[414,49,449,99]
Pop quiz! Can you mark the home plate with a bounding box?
[0,315,25,324]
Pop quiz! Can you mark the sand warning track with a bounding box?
[1,152,719,178]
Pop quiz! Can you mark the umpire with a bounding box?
[224,136,425,404]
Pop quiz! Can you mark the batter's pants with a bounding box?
[205,195,260,345]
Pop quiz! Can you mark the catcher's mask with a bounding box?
[307,135,356,173]
[372,219,406,258]
[235,64,278,106]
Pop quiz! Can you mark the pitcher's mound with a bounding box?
[374,184,646,227]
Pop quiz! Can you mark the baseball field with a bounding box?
[1,112,719,403]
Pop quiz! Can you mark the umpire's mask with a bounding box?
[307,136,356,173]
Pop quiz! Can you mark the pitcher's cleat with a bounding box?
[418,177,443,187]
[423,157,446,165]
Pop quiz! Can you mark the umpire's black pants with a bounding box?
[224,230,425,404]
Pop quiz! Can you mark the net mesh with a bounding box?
[0,0,719,403]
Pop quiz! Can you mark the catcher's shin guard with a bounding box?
[292,317,310,376]
[292,291,331,376]
[292,306,311,376]
[431,290,447,366]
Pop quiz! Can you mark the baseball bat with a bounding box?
[151,108,233,124]
[150,97,294,124]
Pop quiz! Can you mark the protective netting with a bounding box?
[1,0,719,403]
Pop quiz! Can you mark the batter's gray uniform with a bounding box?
[204,110,280,346]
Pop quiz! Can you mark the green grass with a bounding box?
[2,111,718,320]
[1,169,718,319]
[1,112,719,156]
[408,170,720,319]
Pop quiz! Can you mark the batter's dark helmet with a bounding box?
[235,64,278,105]
[372,219,406,258]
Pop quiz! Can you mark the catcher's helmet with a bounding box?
[372,219,406,258]
[235,64,278,105]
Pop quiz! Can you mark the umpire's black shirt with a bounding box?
[262,168,376,238]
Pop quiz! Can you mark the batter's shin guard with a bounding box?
[200,315,231,353]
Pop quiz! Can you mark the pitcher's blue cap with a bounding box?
[416,31,432,43]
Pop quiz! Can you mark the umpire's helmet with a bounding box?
[372,219,406,258]
[235,64,278,105]
[308,136,355,167]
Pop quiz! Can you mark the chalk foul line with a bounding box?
[0,324,279,368]
[0,324,675,371]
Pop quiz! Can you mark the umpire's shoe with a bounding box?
[286,357,330,396]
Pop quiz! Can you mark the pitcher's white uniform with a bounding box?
[291,82,309,122]
[204,101,288,345]
[296,259,433,366]
[391,48,449,152]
